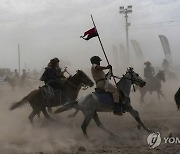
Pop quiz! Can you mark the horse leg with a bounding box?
[37,111,41,118]
[157,92,161,103]
[140,90,146,105]
[42,107,52,120]
[48,107,53,114]
[67,109,79,118]
[81,114,92,139]
[93,112,115,136]
[127,106,152,132]
[159,91,169,103]
[28,109,39,124]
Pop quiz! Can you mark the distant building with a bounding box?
[0,68,11,81]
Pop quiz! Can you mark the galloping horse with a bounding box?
[55,68,151,138]
[138,70,166,104]
[9,70,94,123]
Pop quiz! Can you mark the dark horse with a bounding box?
[138,70,166,104]
[9,70,94,123]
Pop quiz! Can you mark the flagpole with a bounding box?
[90,15,118,86]
[18,44,21,75]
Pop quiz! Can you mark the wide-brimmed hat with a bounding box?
[144,61,151,65]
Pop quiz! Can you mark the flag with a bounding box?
[80,27,98,40]
[159,35,172,63]
[130,40,144,62]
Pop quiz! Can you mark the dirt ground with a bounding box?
[0,79,180,154]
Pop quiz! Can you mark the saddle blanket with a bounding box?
[93,90,114,107]
[40,85,62,107]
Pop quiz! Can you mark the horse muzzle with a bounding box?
[140,81,146,87]
[89,81,94,87]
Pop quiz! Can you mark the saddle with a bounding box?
[93,88,114,107]
[40,85,62,107]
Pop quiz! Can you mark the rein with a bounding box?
[65,75,90,90]
[113,74,137,92]
[66,79,80,89]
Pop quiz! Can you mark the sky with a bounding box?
[0,0,179,72]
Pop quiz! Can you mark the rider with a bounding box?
[40,57,66,90]
[90,56,124,115]
[162,59,170,72]
[144,61,155,80]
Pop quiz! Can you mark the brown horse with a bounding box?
[138,70,166,104]
[9,70,94,123]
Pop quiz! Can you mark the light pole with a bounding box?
[119,5,132,64]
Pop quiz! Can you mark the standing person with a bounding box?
[90,56,124,115]
[144,61,155,80]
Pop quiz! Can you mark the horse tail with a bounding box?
[54,101,78,114]
[9,95,28,111]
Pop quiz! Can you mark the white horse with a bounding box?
[55,67,152,138]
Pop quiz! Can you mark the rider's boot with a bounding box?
[113,103,125,115]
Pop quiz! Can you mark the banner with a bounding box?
[130,40,144,62]
[119,44,127,65]
[159,35,172,63]
[112,45,119,70]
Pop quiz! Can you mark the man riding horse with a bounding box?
[144,61,155,80]
[90,56,124,115]
[40,57,67,90]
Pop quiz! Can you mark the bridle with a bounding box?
[114,68,142,92]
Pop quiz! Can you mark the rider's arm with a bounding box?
[93,64,111,71]
[57,68,66,78]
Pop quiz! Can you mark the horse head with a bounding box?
[76,70,94,88]
[125,67,146,87]
[156,70,166,82]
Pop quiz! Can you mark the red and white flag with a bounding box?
[80,27,98,40]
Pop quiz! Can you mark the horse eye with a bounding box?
[137,74,139,76]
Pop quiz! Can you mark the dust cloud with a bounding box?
[0,65,179,154]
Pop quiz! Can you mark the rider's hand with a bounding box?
[107,65,112,70]
[64,67,67,72]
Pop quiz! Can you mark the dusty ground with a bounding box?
[0,79,180,154]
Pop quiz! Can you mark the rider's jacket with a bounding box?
[40,67,62,84]
[144,66,155,79]
[91,64,106,90]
